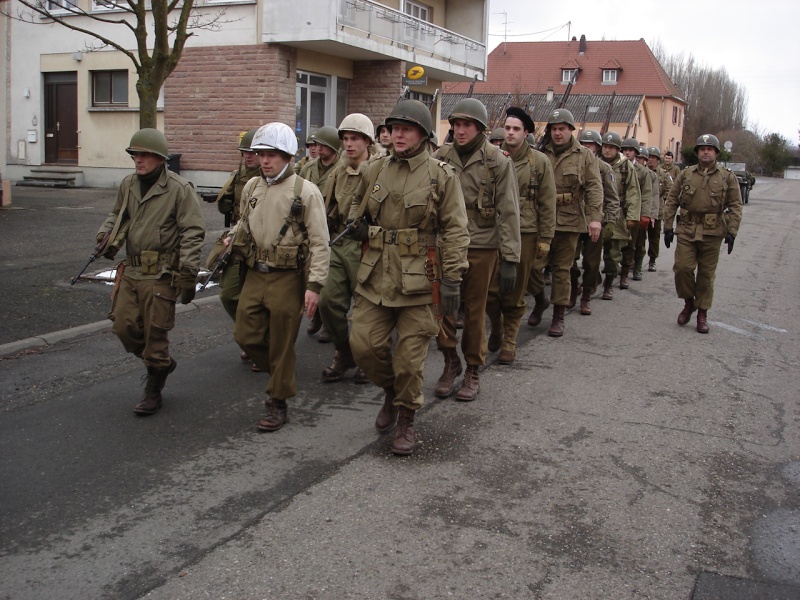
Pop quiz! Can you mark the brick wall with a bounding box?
[164,44,297,172]
[348,60,405,131]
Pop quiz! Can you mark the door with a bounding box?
[44,72,78,164]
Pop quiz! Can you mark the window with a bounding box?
[672,106,678,125]
[404,1,430,21]
[296,71,350,153]
[92,70,128,106]
[409,91,433,107]
[92,0,125,10]
[46,0,76,12]
[403,1,433,48]
[602,69,617,84]
[561,69,577,84]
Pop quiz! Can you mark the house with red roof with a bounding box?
[442,35,687,156]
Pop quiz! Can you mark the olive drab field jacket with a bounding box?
[348,150,469,308]
[664,163,743,241]
[503,143,556,241]
[597,158,621,225]
[607,155,641,241]
[99,168,205,280]
[633,161,655,221]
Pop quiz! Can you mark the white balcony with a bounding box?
[262,0,486,82]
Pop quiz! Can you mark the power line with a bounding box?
[488,22,570,38]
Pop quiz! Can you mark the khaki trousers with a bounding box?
[602,239,623,278]
[647,219,662,261]
[621,227,641,270]
[319,239,360,347]
[235,269,305,400]
[349,296,440,410]
[571,233,603,294]
[550,231,580,306]
[673,236,723,310]
[437,247,498,366]
[111,275,177,369]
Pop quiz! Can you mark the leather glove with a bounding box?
[664,229,674,248]
[96,232,107,245]
[346,218,369,242]
[639,216,651,231]
[499,260,517,295]
[535,241,550,261]
[724,233,735,254]
[175,269,197,304]
[439,278,461,317]
[602,222,614,243]
[626,219,638,231]
[217,194,235,216]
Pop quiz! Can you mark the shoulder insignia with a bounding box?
[249,197,257,209]
[501,150,510,158]
[372,183,381,193]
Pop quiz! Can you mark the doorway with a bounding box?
[44,72,78,164]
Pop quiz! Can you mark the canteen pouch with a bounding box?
[140,250,160,275]
[396,229,419,256]
[368,226,383,250]
[703,213,718,228]
[274,245,299,269]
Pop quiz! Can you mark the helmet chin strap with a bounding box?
[265,162,290,185]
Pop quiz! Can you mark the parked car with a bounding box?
[733,170,755,204]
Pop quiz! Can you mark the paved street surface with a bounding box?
[1,179,799,599]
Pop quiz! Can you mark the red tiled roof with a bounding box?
[444,38,685,103]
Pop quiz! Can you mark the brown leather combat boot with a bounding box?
[498,340,516,365]
[434,348,462,398]
[527,292,550,327]
[317,324,331,343]
[602,276,614,300]
[134,359,176,416]
[353,367,370,384]
[455,365,480,401]
[677,299,695,326]
[391,407,417,456]
[306,311,322,335]
[580,289,592,315]
[322,344,356,382]
[619,267,630,289]
[257,398,288,432]
[487,321,503,352]
[696,309,710,334]
[547,305,566,337]
[567,285,581,309]
[375,387,399,433]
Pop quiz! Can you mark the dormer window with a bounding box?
[561,69,577,84]
[603,69,618,84]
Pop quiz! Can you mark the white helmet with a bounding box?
[250,122,298,156]
[338,113,375,143]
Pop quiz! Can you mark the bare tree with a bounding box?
[3,0,229,128]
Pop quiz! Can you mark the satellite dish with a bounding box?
[724,141,733,151]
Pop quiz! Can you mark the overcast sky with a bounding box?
[486,0,800,148]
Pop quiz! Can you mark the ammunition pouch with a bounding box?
[126,250,177,274]
[466,207,496,228]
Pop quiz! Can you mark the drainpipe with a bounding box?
[659,96,665,150]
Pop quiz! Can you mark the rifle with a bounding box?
[600,91,616,135]
[71,215,129,285]
[329,220,358,246]
[199,240,233,291]
[537,71,577,151]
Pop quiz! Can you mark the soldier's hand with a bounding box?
[724,233,735,254]
[499,260,517,295]
[346,218,369,242]
[588,220,602,243]
[626,219,638,231]
[180,287,196,305]
[96,232,106,245]
[664,229,674,248]
[217,194,235,216]
[440,278,461,317]
[535,241,551,260]
[176,269,197,304]
[639,216,651,231]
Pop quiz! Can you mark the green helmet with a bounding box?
[126,128,169,159]
[489,127,505,142]
[547,108,576,130]
[313,126,342,152]
[375,120,389,138]
[647,146,661,158]
[448,98,488,131]
[238,128,258,152]
[579,129,602,145]
[306,129,318,145]
[386,99,434,138]
[526,133,536,146]
[621,138,641,154]
[430,131,439,147]
[694,134,721,153]
[602,131,622,149]
[637,146,649,159]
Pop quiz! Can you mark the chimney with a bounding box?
[579,34,586,54]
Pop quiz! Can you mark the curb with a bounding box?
[0,295,220,358]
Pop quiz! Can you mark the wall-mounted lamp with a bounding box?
[23,88,30,98]
[546,87,554,103]
[72,52,82,61]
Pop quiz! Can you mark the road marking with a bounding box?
[739,318,788,333]
[708,321,757,337]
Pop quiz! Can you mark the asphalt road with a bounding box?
[1,179,799,599]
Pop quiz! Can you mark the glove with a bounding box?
[217,194,235,216]
[499,260,517,295]
[96,232,107,245]
[664,229,674,248]
[346,218,369,242]
[175,269,197,304]
[724,233,735,254]
[535,241,550,261]
[639,216,651,231]
[440,278,461,317]
[626,219,638,231]
[602,222,614,243]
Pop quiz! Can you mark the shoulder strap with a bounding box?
[352,157,390,223]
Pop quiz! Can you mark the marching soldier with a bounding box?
[299,126,341,337]
[663,150,681,181]
[599,132,641,299]
[227,122,330,431]
[632,146,660,280]
[646,146,673,271]
[318,114,383,385]
[433,98,520,400]
[572,129,620,315]
[347,100,469,455]
[620,138,654,286]
[488,128,506,147]
[539,109,603,336]
[487,106,555,363]
[97,128,205,416]
[663,134,742,333]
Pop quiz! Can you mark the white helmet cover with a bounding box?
[338,113,375,143]
[251,122,298,156]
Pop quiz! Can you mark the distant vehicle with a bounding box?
[724,162,755,204]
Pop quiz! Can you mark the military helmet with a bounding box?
[306,129,318,145]
[489,127,505,142]
[126,128,169,159]
[313,126,341,152]
[579,129,602,145]
[526,133,536,146]
[448,98,489,130]
[621,138,641,154]
[602,131,622,149]
[637,146,649,159]
[386,99,434,138]
[251,122,298,156]
[238,128,258,152]
[647,146,661,158]
[430,131,439,147]
[338,113,375,143]
[546,108,576,130]
[694,134,721,153]
[375,120,389,138]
